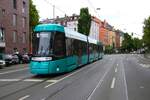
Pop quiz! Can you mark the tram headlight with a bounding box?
[31,57,52,61]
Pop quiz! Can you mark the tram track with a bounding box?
[0,57,109,100]
[0,76,51,100]
[42,59,109,100]
[0,74,35,88]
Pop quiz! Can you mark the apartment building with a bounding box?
[0,0,29,54]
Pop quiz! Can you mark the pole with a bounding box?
[53,5,55,19]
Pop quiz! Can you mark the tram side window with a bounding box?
[73,39,78,55]
[66,38,73,56]
[53,32,66,58]
[89,43,93,54]
[78,41,83,56]
[100,45,103,52]
[82,41,87,55]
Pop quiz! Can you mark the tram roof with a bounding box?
[88,37,98,44]
[64,28,87,42]
[34,24,64,33]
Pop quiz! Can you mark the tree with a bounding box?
[143,16,150,50]
[132,38,142,51]
[78,8,91,36]
[121,33,134,53]
[105,45,114,54]
[29,0,39,53]
[29,0,39,28]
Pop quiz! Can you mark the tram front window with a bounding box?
[33,32,53,57]
[33,31,66,59]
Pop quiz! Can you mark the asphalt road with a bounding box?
[0,54,150,100]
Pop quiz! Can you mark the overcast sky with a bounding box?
[33,0,150,38]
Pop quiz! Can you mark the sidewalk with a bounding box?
[144,53,150,59]
[137,54,150,69]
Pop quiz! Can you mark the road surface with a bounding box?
[0,54,150,100]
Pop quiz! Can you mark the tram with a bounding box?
[30,24,103,74]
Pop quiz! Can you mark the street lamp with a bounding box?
[96,8,101,10]
[96,8,101,18]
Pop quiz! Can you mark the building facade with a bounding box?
[89,16,101,41]
[41,15,124,48]
[0,0,29,54]
[99,21,110,46]
[115,30,121,48]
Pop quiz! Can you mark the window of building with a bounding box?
[22,32,26,43]
[13,14,17,26]
[13,31,17,43]
[0,8,2,18]
[22,1,26,13]
[22,17,26,28]
[13,0,17,9]
[0,8,5,18]
[2,9,5,15]
[0,28,5,42]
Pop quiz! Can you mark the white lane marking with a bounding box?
[23,79,43,82]
[122,63,129,100]
[87,66,112,100]
[18,95,30,100]
[140,64,150,68]
[44,65,93,88]
[46,80,58,83]
[0,79,21,82]
[115,67,118,73]
[0,68,28,75]
[110,77,116,88]
[0,79,59,83]
[140,86,144,89]
[41,98,46,100]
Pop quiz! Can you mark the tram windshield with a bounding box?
[33,32,53,57]
[32,31,66,58]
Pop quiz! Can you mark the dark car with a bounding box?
[22,54,30,63]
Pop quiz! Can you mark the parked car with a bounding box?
[22,54,30,63]
[0,54,6,68]
[12,54,20,64]
[4,54,13,66]
[27,53,33,61]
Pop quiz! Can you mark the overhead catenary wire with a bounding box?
[133,33,143,37]
[43,0,68,18]
[86,0,101,18]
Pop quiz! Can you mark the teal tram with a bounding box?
[30,24,103,74]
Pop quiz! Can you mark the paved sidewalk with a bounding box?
[144,53,150,59]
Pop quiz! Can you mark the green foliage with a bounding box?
[121,33,134,53]
[143,16,150,49]
[105,45,114,54]
[78,8,91,36]
[29,0,39,52]
[29,0,39,29]
[132,38,143,51]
